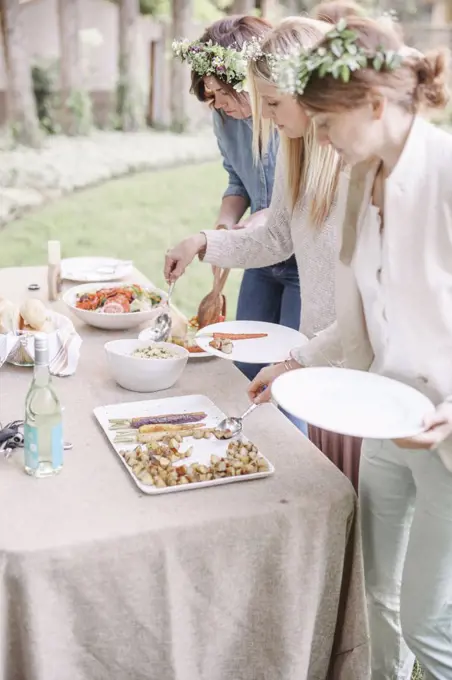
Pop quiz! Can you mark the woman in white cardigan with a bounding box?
[260,15,452,680]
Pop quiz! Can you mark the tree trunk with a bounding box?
[260,0,276,18]
[231,0,254,12]
[58,0,90,135]
[117,0,145,131]
[170,0,193,132]
[0,0,41,146]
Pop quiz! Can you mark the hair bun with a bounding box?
[413,48,450,110]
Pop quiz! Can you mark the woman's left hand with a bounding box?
[393,401,452,449]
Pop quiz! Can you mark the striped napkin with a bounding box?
[0,314,82,376]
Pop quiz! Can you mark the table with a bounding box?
[0,267,370,680]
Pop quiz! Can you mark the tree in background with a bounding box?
[231,0,254,12]
[0,0,41,146]
[58,0,93,135]
[117,0,146,130]
[170,0,193,131]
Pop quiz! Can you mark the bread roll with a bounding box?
[19,299,48,331]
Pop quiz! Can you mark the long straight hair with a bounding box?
[248,17,342,227]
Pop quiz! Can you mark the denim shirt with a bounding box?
[213,110,278,214]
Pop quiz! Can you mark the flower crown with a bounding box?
[271,19,404,96]
[172,37,263,92]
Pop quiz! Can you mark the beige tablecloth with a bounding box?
[0,267,370,680]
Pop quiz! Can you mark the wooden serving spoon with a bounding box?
[196,266,229,329]
[196,224,230,329]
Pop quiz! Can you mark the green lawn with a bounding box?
[0,161,243,319]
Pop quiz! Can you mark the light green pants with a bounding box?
[359,439,452,680]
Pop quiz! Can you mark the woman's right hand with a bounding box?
[164,233,207,282]
[248,359,302,404]
[247,363,288,404]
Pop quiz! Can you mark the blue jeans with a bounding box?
[235,257,307,436]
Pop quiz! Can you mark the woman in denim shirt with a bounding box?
[178,16,301,382]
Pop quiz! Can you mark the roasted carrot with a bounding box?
[212,333,268,340]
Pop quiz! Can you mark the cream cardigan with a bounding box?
[293,116,452,469]
[201,146,339,340]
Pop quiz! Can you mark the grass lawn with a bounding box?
[0,161,243,318]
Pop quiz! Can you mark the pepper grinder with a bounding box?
[47,240,62,301]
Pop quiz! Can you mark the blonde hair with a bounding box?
[248,17,341,226]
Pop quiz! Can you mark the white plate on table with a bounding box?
[64,282,166,331]
[62,257,133,283]
[94,394,274,495]
[272,367,435,440]
[196,321,308,364]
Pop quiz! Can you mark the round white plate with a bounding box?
[195,320,308,364]
[62,257,133,283]
[272,367,435,440]
[63,282,166,331]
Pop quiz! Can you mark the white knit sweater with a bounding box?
[202,147,339,340]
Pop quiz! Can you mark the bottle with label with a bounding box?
[47,240,62,301]
[24,333,63,477]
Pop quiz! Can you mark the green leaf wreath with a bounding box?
[271,19,404,96]
[172,37,263,92]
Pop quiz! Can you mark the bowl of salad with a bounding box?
[63,283,166,330]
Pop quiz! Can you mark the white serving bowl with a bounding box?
[63,282,166,331]
[104,339,189,393]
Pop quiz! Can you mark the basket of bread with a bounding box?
[0,298,81,371]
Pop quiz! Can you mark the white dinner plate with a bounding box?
[62,257,133,282]
[272,367,435,440]
[195,321,308,364]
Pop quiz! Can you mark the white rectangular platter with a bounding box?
[93,394,274,495]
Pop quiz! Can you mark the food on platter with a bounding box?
[0,298,55,334]
[137,423,204,434]
[75,284,161,314]
[211,332,268,340]
[108,411,208,430]
[209,337,233,354]
[132,344,179,360]
[171,337,205,354]
[201,330,268,355]
[114,424,236,444]
[171,315,225,354]
[120,436,269,487]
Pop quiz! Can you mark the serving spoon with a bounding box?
[216,402,259,438]
[141,282,175,343]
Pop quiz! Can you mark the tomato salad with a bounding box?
[75,284,162,314]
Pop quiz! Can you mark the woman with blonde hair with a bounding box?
[269,15,452,678]
[165,16,365,478]
[166,16,340,338]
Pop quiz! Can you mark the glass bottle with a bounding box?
[24,333,63,477]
